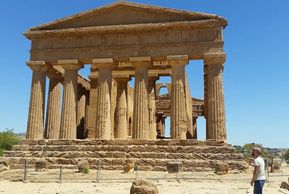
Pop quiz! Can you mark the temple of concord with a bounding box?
[25,1,227,142]
[2,2,248,171]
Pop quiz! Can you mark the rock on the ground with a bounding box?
[280,181,289,190]
[123,161,135,173]
[0,160,9,172]
[130,179,158,194]
[77,160,89,172]
[215,161,229,175]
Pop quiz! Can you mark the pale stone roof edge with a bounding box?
[27,1,227,31]
[24,20,220,39]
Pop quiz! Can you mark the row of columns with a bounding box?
[27,60,86,140]
[26,53,227,141]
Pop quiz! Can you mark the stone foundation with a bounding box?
[2,139,248,171]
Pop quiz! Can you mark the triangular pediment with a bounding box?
[30,1,227,31]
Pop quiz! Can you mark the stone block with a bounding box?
[0,160,9,172]
[35,158,47,171]
[123,160,135,173]
[214,161,229,175]
[77,160,89,173]
[167,161,183,173]
[130,179,158,194]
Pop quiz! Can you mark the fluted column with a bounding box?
[59,59,83,139]
[87,77,98,139]
[192,117,198,139]
[167,55,188,139]
[131,57,151,139]
[204,53,227,142]
[94,58,113,139]
[77,88,87,139]
[148,76,158,140]
[114,77,130,139]
[26,61,47,140]
[157,114,166,138]
[45,74,62,139]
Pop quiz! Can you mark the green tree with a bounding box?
[282,149,289,164]
[0,129,20,156]
[236,143,274,161]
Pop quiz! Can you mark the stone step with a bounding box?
[4,150,244,161]
[1,156,247,171]
[2,140,248,172]
[17,139,227,147]
[11,144,236,154]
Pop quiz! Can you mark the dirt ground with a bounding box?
[0,164,289,194]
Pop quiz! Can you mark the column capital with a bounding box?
[46,68,63,81]
[148,72,159,81]
[26,61,48,72]
[203,52,226,65]
[113,75,131,82]
[130,56,151,67]
[167,55,188,66]
[58,59,83,70]
[92,58,114,69]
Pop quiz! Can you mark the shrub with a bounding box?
[0,148,3,157]
[82,166,89,174]
[0,129,20,153]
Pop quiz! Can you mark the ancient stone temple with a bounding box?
[3,1,248,171]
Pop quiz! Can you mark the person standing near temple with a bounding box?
[250,147,266,194]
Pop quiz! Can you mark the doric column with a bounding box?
[192,117,198,139]
[167,55,188,139]
[114,77,130,139]
[130,57,151,139]
[93,58,114,140]
[156,113,166,138]
[110,78,117,138]
[45,73,62,139]
[77,88,87,139]
[204,53,227,142]
[87,75,98,138]
[59,59,83,139]
[148,75,158,140]
[26,61,47,140]
[204,63,209,138]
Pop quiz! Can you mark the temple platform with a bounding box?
[2,139,248,171]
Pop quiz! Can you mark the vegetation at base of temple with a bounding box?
[282,149,289,164]
[81,166,89,174]
[0,129,20,156]
[234,143,274,161]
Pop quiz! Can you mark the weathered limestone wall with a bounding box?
[3,140,248,171]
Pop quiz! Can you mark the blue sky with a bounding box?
[0,0,288,148]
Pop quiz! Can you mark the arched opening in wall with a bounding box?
[159,87,169,97]
[156,76,171,139]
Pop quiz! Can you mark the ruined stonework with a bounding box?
[3,140,248,171]
[2,2,248,172]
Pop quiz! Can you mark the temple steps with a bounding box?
[2,139,248,172]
